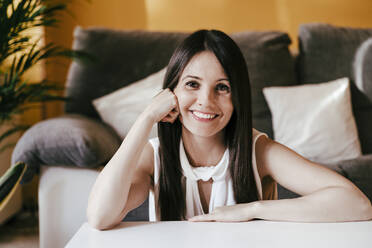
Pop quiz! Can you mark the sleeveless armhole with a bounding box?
[148,138,162,221]
[251,128,278,200]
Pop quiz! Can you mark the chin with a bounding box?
[181,124,224,138]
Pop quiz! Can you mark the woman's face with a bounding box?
[174,51,234,138]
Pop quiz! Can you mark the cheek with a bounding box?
[221,97,234,116]
[175,92,194,112]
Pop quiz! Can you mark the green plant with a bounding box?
[0,0,88,153]
[0,162,26,210]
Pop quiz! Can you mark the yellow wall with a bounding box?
[276,0,372,48]
[145,0,372,47]
[43,0,372,118]
[145,0,281,32]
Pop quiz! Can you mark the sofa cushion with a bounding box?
[298,23,372,154]
[329,154,372,202]
[66,27,297,139]
[298,23,372,84]
[65,27,188,119]
[232,31,297,138]
[263,77,361,164]
[354,37,372,102]
[11,114,121,183]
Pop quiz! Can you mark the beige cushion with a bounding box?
[263,77,361,163]
[93,68,166,139]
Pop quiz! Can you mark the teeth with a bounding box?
[193,111,216,119]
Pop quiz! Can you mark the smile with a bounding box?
[190,110,219,121]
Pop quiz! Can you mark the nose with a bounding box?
[196,87,215,107]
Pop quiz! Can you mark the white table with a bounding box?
[66,220,372,248]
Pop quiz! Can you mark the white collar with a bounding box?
[179,139,230,182]
[179,138,234,218]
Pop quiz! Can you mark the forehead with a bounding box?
[181,51,227,78]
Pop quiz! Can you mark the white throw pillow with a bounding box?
[92,68,166,139]
[262,77,361,164]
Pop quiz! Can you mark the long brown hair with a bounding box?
[157,30,256,220]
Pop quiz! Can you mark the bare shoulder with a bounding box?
[255,135,307,179]
[254,134,273,180]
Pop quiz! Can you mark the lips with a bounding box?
[190,110,219,120]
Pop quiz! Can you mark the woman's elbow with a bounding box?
[87,213,116,231]
[359,196,372,221]
[86,205,123,230]
[87,209,104,230]
[87,217,105,230]
[336,186,372,221]
[86,206,110,230]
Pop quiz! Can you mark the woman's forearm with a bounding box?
[87,112,155,228]
[255,186,372,222]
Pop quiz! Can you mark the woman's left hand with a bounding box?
[187,203,258,222]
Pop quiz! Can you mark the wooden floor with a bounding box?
[0,208,39,248]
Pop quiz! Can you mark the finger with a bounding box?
[160,117,172,123]
[168,107,179,115]
[162,111,177,119]
[170,109,180,121]
[160,115,176,123]
[166,107,179,117]
[160,116,178,124]
[169,109,179,118]
[169,116,179,123]
[171,107,178,113]
[173,94,180,113]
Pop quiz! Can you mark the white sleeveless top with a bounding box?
[148,128,277,221]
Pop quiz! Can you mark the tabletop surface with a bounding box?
[66,220,372,248]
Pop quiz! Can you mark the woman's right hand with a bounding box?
[143,88,179,124]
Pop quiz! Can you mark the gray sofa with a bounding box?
[12,23,372,248]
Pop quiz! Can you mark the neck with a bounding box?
[181,127,226,167]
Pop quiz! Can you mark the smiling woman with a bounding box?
[86,29,372,230]
[154,30,258,221]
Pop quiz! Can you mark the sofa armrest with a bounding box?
[39,166,100,248]
[11,114,121,183]
[38,166,149,248]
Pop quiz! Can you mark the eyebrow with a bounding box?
[182,75,229,82]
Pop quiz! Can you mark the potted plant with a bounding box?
[0,0,89,222]
[0,0,89,158]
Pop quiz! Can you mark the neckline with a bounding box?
[181,139,228,169]
[180,139,229,181]
[197,180,213,214]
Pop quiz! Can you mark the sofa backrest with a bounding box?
[298,23,372,154]
[64,27,297,138]
[65,27,188,119]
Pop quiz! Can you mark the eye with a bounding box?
[185,81,199,89]
[216,83,230,93]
